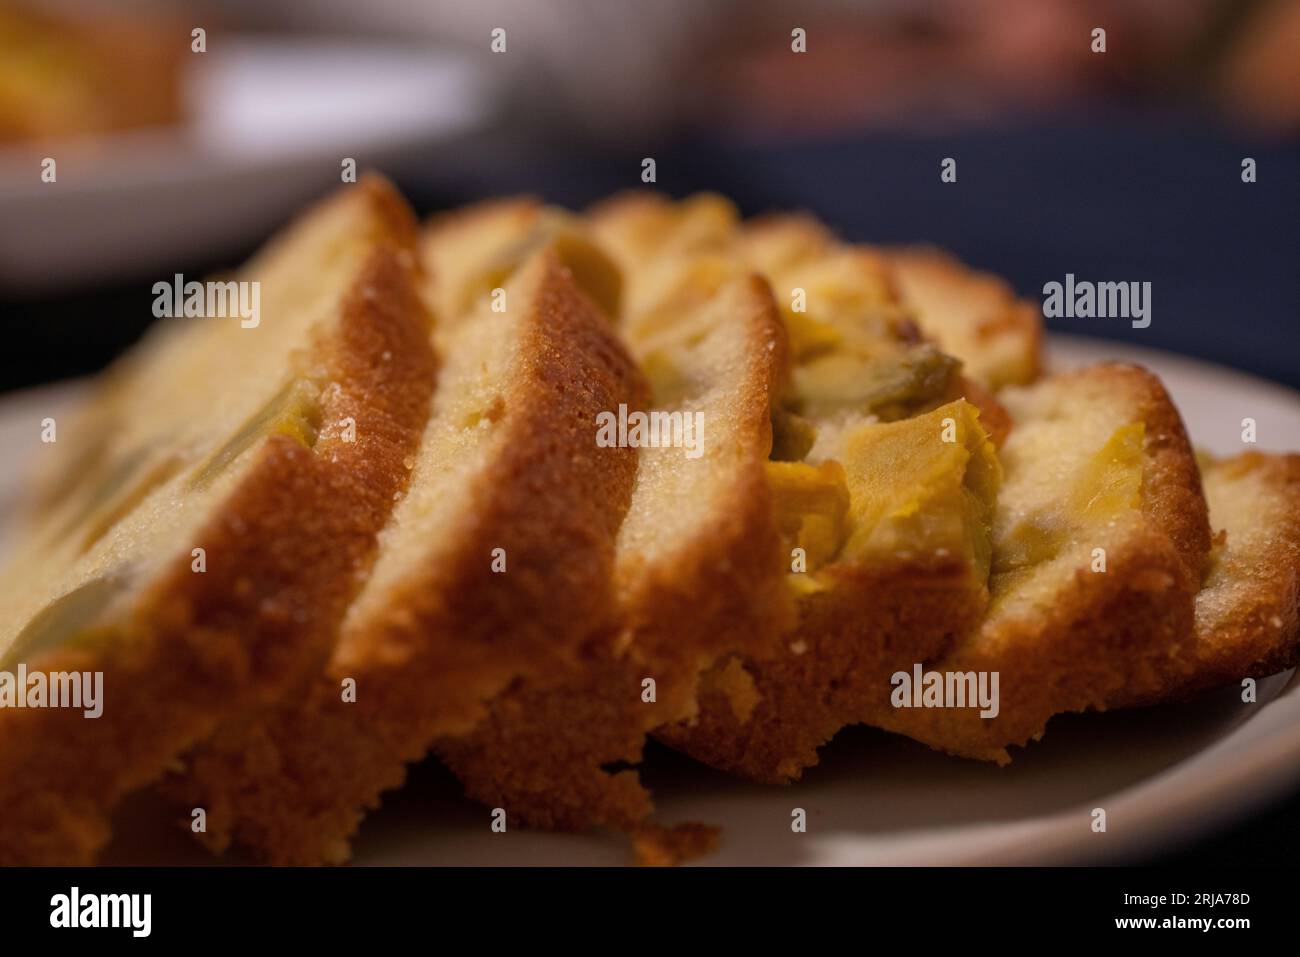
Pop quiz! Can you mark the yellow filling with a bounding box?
[836,401,1000,572]
[769,400,1000,579]
[753,227,995,584]
[766,460,851,571]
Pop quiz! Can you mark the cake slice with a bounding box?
[1117,451,1300,705]
[657,397,1002,782]
[435,196,792,848]
[884,247,1043,390]
[162,210,644,864]
[865,364,1211,762]
[0,176,435,864]
[655,238,1006,779]
[582,196,1007,784]
[738,212,1042,390]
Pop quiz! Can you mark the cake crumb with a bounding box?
[631,822,721,867]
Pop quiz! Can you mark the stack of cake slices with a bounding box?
[1,178,1296,865]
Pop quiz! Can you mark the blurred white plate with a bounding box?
[4,335,1299,865]
[0,37,493,291]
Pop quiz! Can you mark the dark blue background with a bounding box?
[404,112,1300,388]
[4,113,1297,393]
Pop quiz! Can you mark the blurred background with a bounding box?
[1,0,1299,863]
[2,0,1298,393]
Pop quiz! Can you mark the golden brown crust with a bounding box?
[1197,452,1300,680]
[1121,364,1213,581]
[0,176,435,864]
[1120,452,1300,705]
[866,364,1211,762]
[438,273,794,833]
[164,249,645,864]
[870,528,1196,763]
[657,556,987,782]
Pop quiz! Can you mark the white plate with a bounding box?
[0,37,493,291]
[6,334,1300,865]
